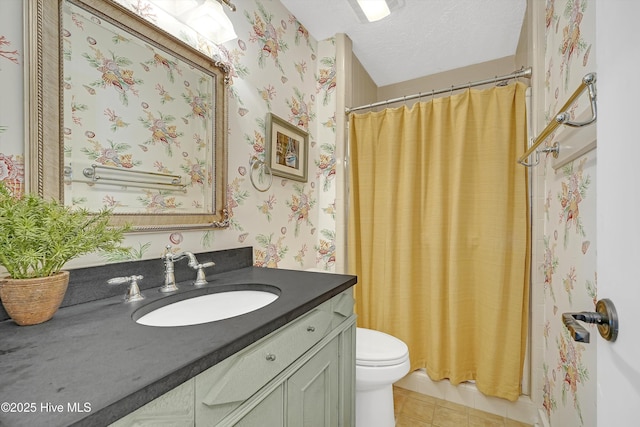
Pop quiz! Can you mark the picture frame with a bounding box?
[266,113,309,182]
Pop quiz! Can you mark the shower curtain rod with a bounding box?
[345,66,532,114]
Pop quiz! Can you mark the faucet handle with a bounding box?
[192,261,215,287]
[108,275,145,302]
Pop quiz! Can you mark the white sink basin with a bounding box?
[135,290,279,327]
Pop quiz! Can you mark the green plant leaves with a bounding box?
[0,183,130,279]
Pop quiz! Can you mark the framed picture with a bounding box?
[266,113,309,182]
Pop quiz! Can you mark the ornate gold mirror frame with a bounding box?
[27,0,228,230]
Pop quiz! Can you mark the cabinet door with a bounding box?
[286,336,339,427]
[233,384,284,427]
[338,321,356,427]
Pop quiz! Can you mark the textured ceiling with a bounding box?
[279,0,527,87]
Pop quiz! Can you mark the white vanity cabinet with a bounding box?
[286,333,340,426]
[110,290,355,427]
[197,290,355,426]
[108,379,195,427]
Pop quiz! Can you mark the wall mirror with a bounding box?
[28,0,228,230]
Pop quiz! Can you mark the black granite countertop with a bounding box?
[0,262,356,427]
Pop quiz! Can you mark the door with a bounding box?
[596,2,640,425]
[287,336,339,427]
[234,385,284,427]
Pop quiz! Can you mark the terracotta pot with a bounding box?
[0,271,70,326]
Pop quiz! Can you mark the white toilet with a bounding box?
[356,327,410,427]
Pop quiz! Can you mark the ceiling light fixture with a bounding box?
[186,0,237,44]
[356,0,390,22]
[151,0,237,44]
[346,0,401,23]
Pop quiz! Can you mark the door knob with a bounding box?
[562,298,618,343]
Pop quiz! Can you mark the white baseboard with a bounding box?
[395,369,537,425]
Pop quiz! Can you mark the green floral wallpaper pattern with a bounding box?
[101,0,339,269]
[63,2,215,213]
[0,0,340,272]
[540,1,597,426]
[0,0,25,197]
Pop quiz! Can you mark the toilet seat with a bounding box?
[356,328,409,367]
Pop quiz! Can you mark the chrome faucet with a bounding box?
[161,245,215,292]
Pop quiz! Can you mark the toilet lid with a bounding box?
[356,328,409,367]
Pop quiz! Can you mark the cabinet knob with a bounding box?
[265,353,277,362]
[307,326,316,332]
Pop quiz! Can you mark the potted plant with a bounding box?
[0,183,130,326]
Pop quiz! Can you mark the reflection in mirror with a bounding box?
[29,0,228,230]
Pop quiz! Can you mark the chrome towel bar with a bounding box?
[519,73,597,167]
[81,164,187,192]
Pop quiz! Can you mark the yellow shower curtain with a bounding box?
[348,82,530,401]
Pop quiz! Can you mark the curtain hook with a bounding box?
[449,85,454,96]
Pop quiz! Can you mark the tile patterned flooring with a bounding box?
[393,386,533,427]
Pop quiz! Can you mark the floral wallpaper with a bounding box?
[538,0,597,426]
[0,0,25,198]
[63,1,215,213]
[0,0,340,271]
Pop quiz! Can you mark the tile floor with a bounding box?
[393,386,533,427]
